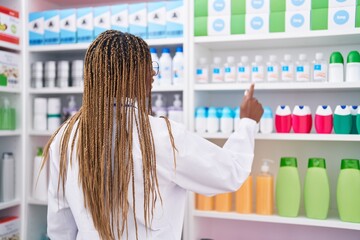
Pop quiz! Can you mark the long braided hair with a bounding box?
[42,30,169,239]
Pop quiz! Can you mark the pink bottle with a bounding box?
[292,105,312,133]
[275,105,292,133]
[315,105,333,134]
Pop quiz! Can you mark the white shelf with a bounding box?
[29,87,83,94]
[200,133,360,142]
[29,130,53,137]
[0,41,21,52]
[28,198,47,206]
[0,199,21,211]
[152,85,184,92]
[0,87,21,93]
[194,82,360,91]
[194,29,360,50]
[193,210,360,231]
[0,130,21,137]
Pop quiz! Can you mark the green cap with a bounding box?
[280,157,297,167]
[347,51,360,63]
[308,158,326,169]
[341,159,360,170]
[37,147,43,157]
[330,52,344,64]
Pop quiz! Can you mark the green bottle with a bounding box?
[0,97,16,130]
[304,158,330,220]
[276,157,301,217]
[337,159,360,223]
[334,105,352,134]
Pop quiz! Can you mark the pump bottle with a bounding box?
[256,159,274,215]
[153,94,167,117]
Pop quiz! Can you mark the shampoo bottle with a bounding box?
[345,51,360,83]
[207,107,219,133]
[315,105,333,134]
[0,152,15,202]
[292,105,312,134]
[334,105,352,134]
[159,48,173,85]
[350,106,359,134]
[235,176,253,213]
[195,107,207,133]
[32,147,48,202]
[328,52,344,83]
[275,105,292,133]
[256,159,274,215]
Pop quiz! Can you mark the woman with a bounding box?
[43,30,263,240]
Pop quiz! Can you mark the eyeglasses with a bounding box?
[152,61,159,76]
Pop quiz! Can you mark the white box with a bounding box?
[94,6,110,38]
[166,1,184,37]
[286,0,311,11]
[208,0,231,16]
[77,7,94,43]
[329,0,356,8]
[129,3,147,39]
[328,6,356,30]
[0,50,20,88]
[0,6,20,45]
[286,11,310,32]
[208,15,230,36]
[111,4,128,33]
[246,14,269,34]
[60,9,76,44]
[148,2,166,39]
[29,12,44,45]
[246,0,270,14]
[44,10,60,45]
[0,217,19,239]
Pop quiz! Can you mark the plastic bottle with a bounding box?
[196,58,209,84]
[251,55,265,82]
[304,158,330,220]
[276,157,301,217]
[357,108,360,135]
[334,105,352,134]
[211,57,223,83]
[196,194,214,211]
[328,52,344,83]
[0,97,16,130]
[256,159,274,215]
[159,48,173,86]
[32,61,43,88]
[267,55,280,82]
[315,105,333,134]
[237,56,250,82]
[44,61,56,88]
[350,106,359,134]
[337,159,360,223]
[71,60,84,87]
[207,107,220,133]
[260,106,273,134]
[281,54,294,82]
[275,105,292,133]
[224,56,236,82]
[152,94,167,117]
[32,147,48,202]
[150,48,160,86]
[345,51,360,82]
[195,107,207,133]
[57,61,69,88]
[168,94,183,123]
[292,105,312,134]
[220,107,234,134]
[296,54,310,82]
[312,53,327,82]
[215,192,232,212]
[234,107,240,132]
[63,96,78,122]
[0,152,15,202]
[33,98,47,131]
[235,176,252,213]
[172,47,184,86]
[47,98,61,131]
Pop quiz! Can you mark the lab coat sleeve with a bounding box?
[169,118,257,196]
[47,146,78,239]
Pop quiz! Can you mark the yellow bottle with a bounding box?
[235,176,253,213]
[256,159,274,215]
[196,194,214,211]
[214,193,232,212]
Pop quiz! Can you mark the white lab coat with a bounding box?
[47,113,257,240]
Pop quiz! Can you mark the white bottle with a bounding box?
[237,56,250,82]
[328,52,344,83]
[251,55,265,82]
[168,94,183,123]
[71,60,84,87]
[32,62,43,88]
[57,61,70,88]
[296,54,310,82]
[196,58,209,84]
[195,107,207,133]
[260,106,273,134]
[220,107,234,134]
[281,54,294,82]
[150,48,160,86]
[207,107,219,133]
[44,61,56,88]
[211,57,224,83]
[267,55,280,82]
[312,53,328,82]
[224,56,236,82]
[0,152,15,202]
[159,48,173,86]
[234,107,241,131]
[34,98,47,131]
[345,51,360,83]
[173,47,184,86]
[32,147,48,202]
[47,98,61,131]
[153,94,167,117]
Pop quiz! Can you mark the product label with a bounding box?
[129,4,147,39]
[252,0,265,9]
[296,66,304,72]
[60,10,76,43]
[225,67,231,73]
[213,68,220,74]
[252,66,264,82]
[281,64,294,81]
[212,68,223,82]
[268,66,274,72]
[94,8,111,38]
[296,65,310,81]
[44,11,60,45]
[333,10,349,25]
[291,0,305,6]
[0,7,20,45]
[237,66,250,82]
[313,63,327,81]
[196,67,208,83]
[29,12,44,45]
[251,17,264,30]
[291,14,305,28]
[224,66,236,82]
[267,65,279,81]
[252,66,259,72]
[238,67,245,72]
[282,66,289,71]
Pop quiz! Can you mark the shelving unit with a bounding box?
[29,87,83,94]
[0,41,22,52]
[0,199,21,211]
[27,198,47,206]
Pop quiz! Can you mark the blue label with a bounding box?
[238,67,245,72]
[296,66,304,72]
[267,66,274,72]
[314,64,321,71]
[251,17,264,30]
[252,0,264,9]
[225,67,231,73]
[213,68,220,74]
[337,0,346,2]
[213,0,225,12]
[282,66,289,72]
[252,66,259,72]
[196,69,203,75]
[291,14,305,28]
[334,10,349,25]
[291,0,305,6]
[213,19,225,32]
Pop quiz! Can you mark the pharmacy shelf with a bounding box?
[28,198,47,206]
[29,87,83,94]
[29,130,53,137]
[152,85,184,92]
[0,87,22,93]
[193,210,360,231]
[199,133,360,142]
[194,29,360,50]
[0,41,21,52]
[194,82,360,91]
[0,199,21,211]
[0,130,21,137]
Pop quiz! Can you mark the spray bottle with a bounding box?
[256,159,274,215]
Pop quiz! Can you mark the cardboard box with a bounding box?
[0,50,20,88]
[0,217,19,239]
[286,0,311,11]
[194,14,245,36]
[231,14,246,34]
[328,6,356,29]
[270,11,285,32]
[246,13,269,34]
[0,6,20,45]
[208,15,231,36]
[111,4,128,33]
[148,2,166,39]
[356,5,360,27]
[271,0,286,12]
[77,7,94,43]
[44,10,60,45]
[129,3,147,39]
[311,8,328,30]
[60,9,76,44]
[29,12,44,45]
[94,6,110,38]
[166,1,184,37]
[208,0,231,16]
[312,0,328,9]
[194,0,245,17]
[246,0,270,14]
[329,0,356,8]
[286,11,310,32]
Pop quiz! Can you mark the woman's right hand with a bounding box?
[240,84,264,123]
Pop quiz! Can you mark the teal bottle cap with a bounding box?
[330,52,344,64]
[37,147,43,156]
[308,158,326,169]
[280,157,298,167]
[341,159,360,170]
[347,51,360,63]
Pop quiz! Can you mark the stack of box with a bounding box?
[0,6,20,46]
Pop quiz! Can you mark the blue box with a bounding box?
[148,2,166,39]
[44,10,60,45]
[129,3,147,39]
[77,7,94,43]
[94,6,110,38]
[166,1,184,37]
[29,12,44,45]
[60,9,76,44]
[111,4,129,33]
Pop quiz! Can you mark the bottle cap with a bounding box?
[329,52,344,64]
[308,158,326,169]
[162,48,170,53]
[32,62,43,71]
[341,159,360,170]
[350,106,358,115]
[347,50,360,63]
[176,46,183,53]
[280,157,297,167]
[299,54,307,61]
[173,94,182,108]
[44,61,56,71]
[195,107,207,118]
[315,53,323,61]
[221,107,234,118]
[150,48,157,54]
[227,56,235,63]
[208,107,218,118]
[234,107,240,118]
[37,147,43,156]
[214,57,221,64]
[261,106,273,119]
[261,159,274,173]
[241,56,249,63]
[269,55,277,62]
[255,55,263,62]
[200,58,207,64]
[284,54,292,61]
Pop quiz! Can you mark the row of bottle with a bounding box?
[196,51,360,84]
[0,97,16,130]
[150,47,184,86]
[0,152,15,202]
[196,158,360,223]
[152,94,183,123]
[31,60,84,88]
[33,96,78,131]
